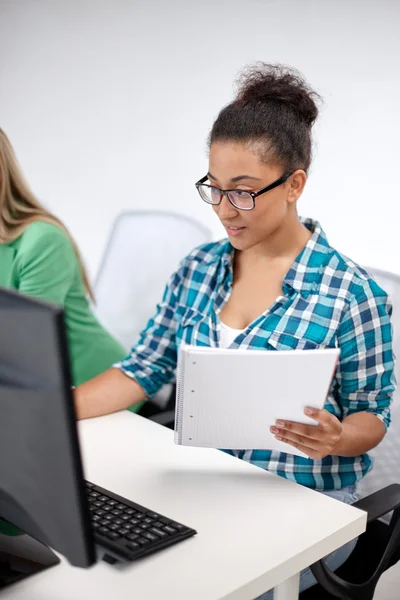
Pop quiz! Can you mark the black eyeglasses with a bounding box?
[195,171,293,211]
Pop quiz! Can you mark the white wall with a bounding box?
[0,0,399,278]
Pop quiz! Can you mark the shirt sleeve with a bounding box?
[336,279,396,429]
[114,268,182,398]
[17,224,77,305]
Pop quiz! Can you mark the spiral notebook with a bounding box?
[174,344,340,458]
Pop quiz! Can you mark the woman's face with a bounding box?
[208,141,304,251]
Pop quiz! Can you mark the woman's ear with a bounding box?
[287,169,307,204]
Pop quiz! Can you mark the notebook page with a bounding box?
[176,345,339,458]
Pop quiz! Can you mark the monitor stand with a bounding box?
[0,519,60,590]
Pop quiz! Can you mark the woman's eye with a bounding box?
[235,189,252,196]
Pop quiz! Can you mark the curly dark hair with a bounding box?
[209,63,322,172]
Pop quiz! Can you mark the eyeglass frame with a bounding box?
[195,171,294,211]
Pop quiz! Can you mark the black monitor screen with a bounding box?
[0,287,95,569]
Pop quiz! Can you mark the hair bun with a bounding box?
[236,63,320,128]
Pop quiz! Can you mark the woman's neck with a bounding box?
[234,214,312,276]
[244,214,310,258]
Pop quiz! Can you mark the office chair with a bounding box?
[93,211,212,422]
[300,267,400,600]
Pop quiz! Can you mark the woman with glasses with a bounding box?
[75,64,394,596]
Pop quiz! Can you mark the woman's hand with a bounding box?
[270,407,343,459]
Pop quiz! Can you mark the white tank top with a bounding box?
[219,320,246,348]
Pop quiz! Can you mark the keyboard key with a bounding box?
[136,537,151,545]
[158,516,172,525]
[135,513,145,520]
[120,514,130,521]
[106,532,121,540]
[126,542,140,551]
[95,509,106,517]
[90,491,100,498]
[92,515,101,522]
[92,501,103,508]
[108,524,119,531]
[99,496,109,503]
[102,505,112,512]
[98,527,109,535]
[114,518,123,525]
[111,509,122,516]
[150,527,167,538]
[146,512,161,519]
[116,504,126,511]
[133,528,144,535]
[104,514,114,521]
[129,519,139,526]
[100,519,110,526]
[126,533,139,541]
[124,508,135,516]
[163,525,178,535]
[119,528,130,536]
[86,482,94,489]
[170,522,185,530]
[152,521,163,528]
[144,517,154,525]
[139,523,150,530]
[107,500,117,507]
[143,532,159,542]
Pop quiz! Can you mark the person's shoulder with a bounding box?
[181,239,228,267]
[167,239,228,289]
[17,221,77,271]
[19,221,72,253]
[326,246,387,303]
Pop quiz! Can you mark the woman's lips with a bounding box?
[225,225,246,236]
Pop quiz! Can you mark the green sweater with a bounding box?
[0,221,140,412]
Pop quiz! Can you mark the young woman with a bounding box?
[74,64,394,596]
[0,128,140,396]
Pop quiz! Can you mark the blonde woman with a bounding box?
[0,127,140,399]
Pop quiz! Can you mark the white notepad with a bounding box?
[174,344,340,458]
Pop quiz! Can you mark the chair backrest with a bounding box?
[93,211,212,350]
[357,267,400,499]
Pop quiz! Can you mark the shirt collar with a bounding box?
[205,217,331,297]
[283,217,331,297]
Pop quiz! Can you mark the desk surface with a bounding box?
[3,412,366,600]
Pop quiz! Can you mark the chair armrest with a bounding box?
[309,483,400,599]
[352,483,400,523]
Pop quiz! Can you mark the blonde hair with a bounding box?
[0,128,94,300]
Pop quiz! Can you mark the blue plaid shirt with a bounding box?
[117,218,395,490]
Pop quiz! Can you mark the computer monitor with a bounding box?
[0,287,96,588]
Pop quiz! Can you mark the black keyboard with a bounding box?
[86,481,196,561]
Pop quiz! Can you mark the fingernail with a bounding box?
[270,426,279,433]
[275,435,282,441]
[276,420,285,427]
[305,408,314,416]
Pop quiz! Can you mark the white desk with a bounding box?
[2,412,366,600]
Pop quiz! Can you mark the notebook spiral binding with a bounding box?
[174,344,187,444]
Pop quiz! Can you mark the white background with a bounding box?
[0,0,399,279]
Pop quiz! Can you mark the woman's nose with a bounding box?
[215,194,238,220]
